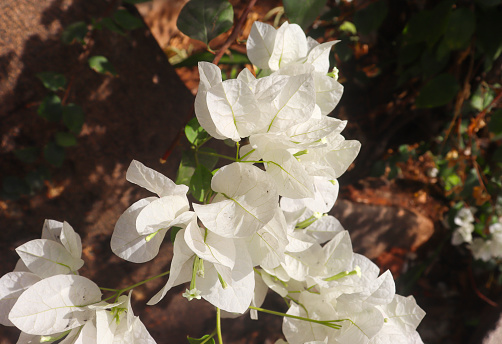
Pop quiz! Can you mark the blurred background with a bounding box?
[1,0,502,343]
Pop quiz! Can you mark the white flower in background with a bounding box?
[451,207,475,245]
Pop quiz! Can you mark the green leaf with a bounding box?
[444,8,476,50]
[492,145,502,162]
[176,151,197,186]
[488,109,502,140]
[339,21,357,35]
[37,72,67,91]
[170,226,182,243]
[404,0,452,47]
[476,8,502,61]
[416,73,460,108]
[61,21,88,44]
[189,164,213,202]
[62,104,85,134]
[420,48,449,78]
[113,9,144,31]
[177,0,233,45]
[172,49,249,67]
[333,39,353,62]
[55,132,77,147]
[470,85,495,111]
[187,334,216,344]
[2,176,30,199]
[88,56,117,76]
[283,0,327,30]
[185,118,210,147]
[198,147,219,170]
[37,94,62,122]
[444,173,461,191]
[354,0,388,35]
[398,43,424,66]
[14,147,39,164]
[99,17,126,34]
[44,142,65,167]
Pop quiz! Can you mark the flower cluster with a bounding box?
[0,220,155,343]
[450,201,502,262]
[0,20,426,344]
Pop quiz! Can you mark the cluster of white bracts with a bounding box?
[0,21,426,344]
[109,21,425,344]
[0,220,156,344]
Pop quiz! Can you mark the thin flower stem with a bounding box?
[101,270,170,303]
[248,306,342,330]
[200,330,217,344]
[216,307,224,344]
[99,287,118,292]
[198,150,236,161]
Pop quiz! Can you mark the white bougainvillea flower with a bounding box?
[194,162,279,238]
[15,239,84,279]
[148,228,254,314]
[0,272,42,326]
[245,208,289,269]
[111,160,192,263]
[370,295,425,344]
[9,275,101,335]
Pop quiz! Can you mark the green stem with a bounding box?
[101,270,170,303]
[216,307,223,344]
[248,306,343,330]
[198,150,236,162]
[99,287,118,292]
[200,330,217,344]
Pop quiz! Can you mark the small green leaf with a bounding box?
[339,21,357,35]
[353,0,388,35]
[185,118,210,147]
[488,109,502,140]
[88,56,117,76]
[176,151,196,186]
[37,72,67,91]
[113,9,144,31]
[2,176,30,199]
[283,0,327,30]
[63,104,85,134]
[37,94,62,122]
[55,132,77,147]
[61,21,88,44]
[198,147,218,170]
[187,334,216,344]
[44,142,65,167]
[444,8,476,50]
[172,50,249,68]
[189,165,213,202]
[416,73,460,108]
[333,39,353,62]
[100,17,126,34]
[170,226,182,243]
[14,147,39,164]
[177,0,233,45]
[404,0,452,47]
[470,85,495,111]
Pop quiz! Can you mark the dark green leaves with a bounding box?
[444,8,476,50]
[404,0,453,47]
[283,0,327,30]
[416,74,460,108]
[14,147,39,164]
[187,335,216,344]
[63,104,85,134]
[55,132,77,147]
[190,165,213,202]
[177,0,234,45]
[88,56,117,76]
[185,118,210,147]
[113,9,144,31]
[38,94,62,122]
[61,21,88,44]
[354,0,388,35]
[37,72,67,92]
[488,109,502,140]
[44,142,66,167]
